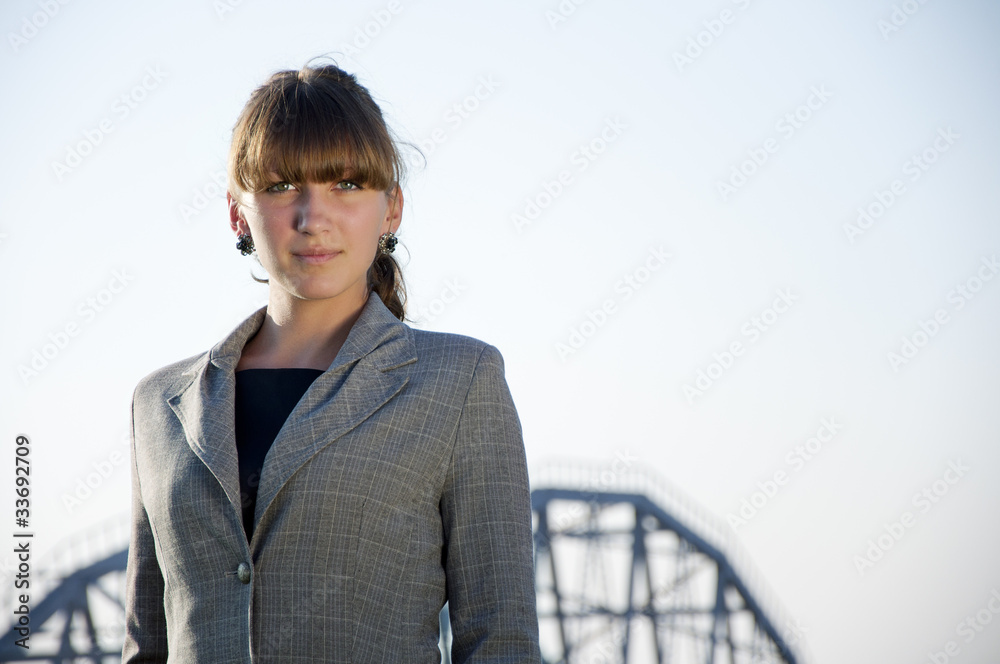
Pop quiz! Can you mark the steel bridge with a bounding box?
[531,464,802,664]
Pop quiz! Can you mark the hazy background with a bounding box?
[2,0,999,661]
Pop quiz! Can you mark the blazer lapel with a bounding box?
[251,295,417,536]
[167,305,270,517]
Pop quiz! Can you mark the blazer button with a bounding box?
[236,562,251,584]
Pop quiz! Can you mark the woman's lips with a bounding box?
[294,251,340,264]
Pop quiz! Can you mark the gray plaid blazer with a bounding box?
[122,294,540,663]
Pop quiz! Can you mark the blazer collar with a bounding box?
[167,293,417,542]
[204,291,414,374]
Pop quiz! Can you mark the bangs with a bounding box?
[229,71,399,194]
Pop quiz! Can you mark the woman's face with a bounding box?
[229,172,402,307]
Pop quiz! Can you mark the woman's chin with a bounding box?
[280,280,364,305]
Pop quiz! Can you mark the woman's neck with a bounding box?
[236,287,369,371]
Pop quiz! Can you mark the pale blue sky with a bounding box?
[2,0,999,661]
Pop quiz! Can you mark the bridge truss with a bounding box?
[532,466,803,664]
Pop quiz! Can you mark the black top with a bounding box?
[234,368,325,540]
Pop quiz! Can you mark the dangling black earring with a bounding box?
[378,232,397,255]
[236,233,255,256]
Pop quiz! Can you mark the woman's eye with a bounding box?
[266,182,295,193]
[336,181,361,190]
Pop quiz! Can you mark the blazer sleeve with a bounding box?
[121,389,169,664]
[440,344,541,663]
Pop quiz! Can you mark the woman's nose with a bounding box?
[295,189,330,233]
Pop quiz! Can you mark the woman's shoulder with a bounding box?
[409,328,507,372]
[131,350,209,404]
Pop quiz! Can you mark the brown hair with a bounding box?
[227,60,411,321]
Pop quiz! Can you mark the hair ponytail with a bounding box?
[368,250,406,321]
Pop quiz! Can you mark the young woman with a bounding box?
[122,62,540,663]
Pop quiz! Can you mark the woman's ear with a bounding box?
[228,191,247,235]
[385,185,403,234]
